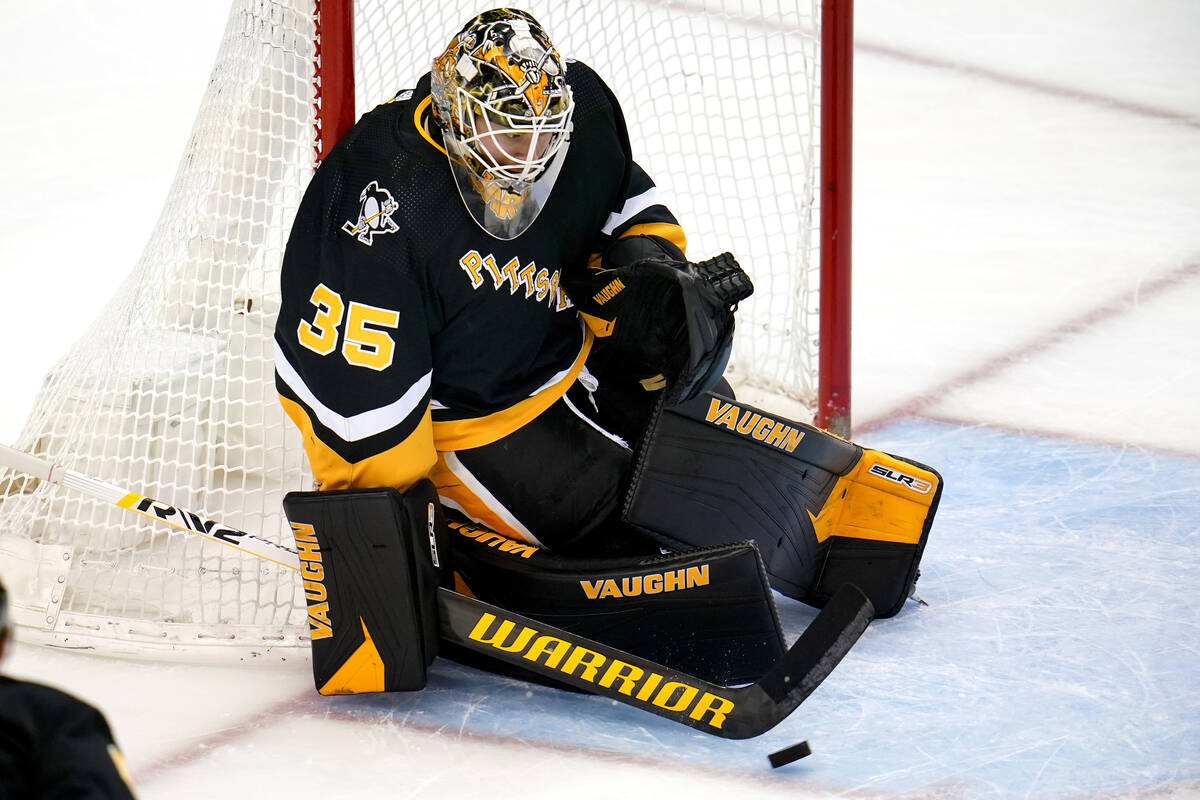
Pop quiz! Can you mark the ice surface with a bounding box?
[2,1,1199,798]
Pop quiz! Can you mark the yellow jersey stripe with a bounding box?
[278,394,437,491]
[619,221,687,255]
[432,328,593,451]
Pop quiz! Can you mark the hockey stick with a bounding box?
[0,443,302,572]
[439,582,872,739]
[1,443,873,738]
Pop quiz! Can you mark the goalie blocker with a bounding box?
[623,391,943,617]
[283,483,451,694]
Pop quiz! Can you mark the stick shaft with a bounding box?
[0,443,301,571]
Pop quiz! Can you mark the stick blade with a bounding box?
[436,582,873,741]
[759,582,874,709]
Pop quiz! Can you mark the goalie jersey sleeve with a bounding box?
[274,61,687,493]
[274,149,437,492]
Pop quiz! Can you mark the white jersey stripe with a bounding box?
[600,186,661,235]
[274,340,431,443]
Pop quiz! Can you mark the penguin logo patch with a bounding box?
[341,181,400,246]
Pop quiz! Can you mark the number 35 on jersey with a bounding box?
[296,283,400,371]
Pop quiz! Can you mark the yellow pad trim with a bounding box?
[318,617,386,695]
[579,311,615,338]
[809,450,940,545]
[639,374,667,391]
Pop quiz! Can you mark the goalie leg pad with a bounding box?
[282,480,450,695]
[622,391,943,617]
[806,450,943,616]
[446,514,785,686]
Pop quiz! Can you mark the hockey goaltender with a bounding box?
[271,8,942,734]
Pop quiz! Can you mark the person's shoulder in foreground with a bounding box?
[0,578,137,799]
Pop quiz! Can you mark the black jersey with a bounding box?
[274,61,685,491]
[0,676,136,799]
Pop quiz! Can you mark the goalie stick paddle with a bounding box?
[1,442,873,738]
[439,582,873,739]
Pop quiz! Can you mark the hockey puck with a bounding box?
[768,740,812,768]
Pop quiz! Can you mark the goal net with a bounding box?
[0,0,847,659]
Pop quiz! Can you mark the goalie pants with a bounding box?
[429,369,658,555]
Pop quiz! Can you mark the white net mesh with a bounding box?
[0,0,824,658]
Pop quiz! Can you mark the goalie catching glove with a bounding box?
[566,235,753,404]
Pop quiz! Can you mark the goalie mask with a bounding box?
[431,9,574,240]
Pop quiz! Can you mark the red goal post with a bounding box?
[0,0,851,658]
